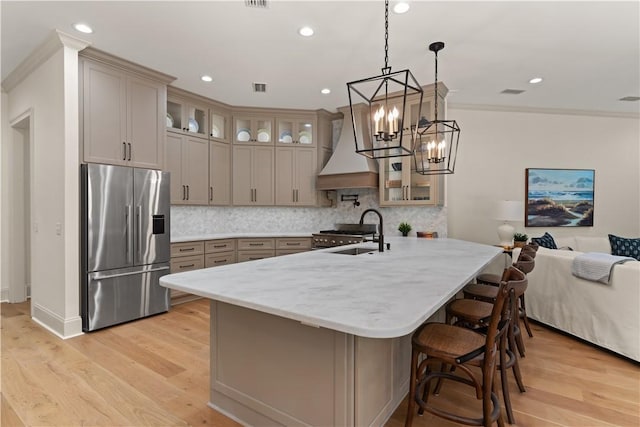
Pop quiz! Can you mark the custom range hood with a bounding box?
[316,104,379,190]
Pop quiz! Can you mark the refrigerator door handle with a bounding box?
[136,205,142,262]
[92,266,170,280]
[125,205,133,264]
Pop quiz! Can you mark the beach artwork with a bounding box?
[525,168,594,227]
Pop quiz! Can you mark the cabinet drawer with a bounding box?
[205,251,236,268]
[276,237,312,250]
[276,249,308,257]
[170,255,204,273]
[205,239,236,254]
[171,241,204,257]
[237,250,275,263]
[237,238,275,251]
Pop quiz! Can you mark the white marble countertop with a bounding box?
[160,237,501,338]
[171,232,313,243]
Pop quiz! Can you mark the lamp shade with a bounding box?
[495,200,524,222]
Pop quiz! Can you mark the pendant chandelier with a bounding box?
[414,41,460,175]
[347,0,423,159]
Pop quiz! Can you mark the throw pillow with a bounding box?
[531,232,557,249]
[608,234,640,260]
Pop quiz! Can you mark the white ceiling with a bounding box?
[2,1,639,114]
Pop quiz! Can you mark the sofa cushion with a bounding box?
[608,234,640,260]
[531,232,557,249]
[575,237,611,253]
[554,236,577,251]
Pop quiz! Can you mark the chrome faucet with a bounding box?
[359,208,384,252]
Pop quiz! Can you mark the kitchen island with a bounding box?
[160,237,501,426]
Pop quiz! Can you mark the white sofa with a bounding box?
[515,236,640,362]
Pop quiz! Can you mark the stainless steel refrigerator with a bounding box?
[81,164,171,331]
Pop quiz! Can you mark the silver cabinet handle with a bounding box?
[209,186,213,201]
[186,185,190,200]
[182,185,186,201]
[123,142,127,160]
[128,143,132,161]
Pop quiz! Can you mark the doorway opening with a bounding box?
[5,112,32,303]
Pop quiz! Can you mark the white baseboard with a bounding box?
[0,288,8,302]
[32,302,83,339]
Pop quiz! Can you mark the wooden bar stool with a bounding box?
[405,266,526,427]
[466,252,536,357]
[445,272,526,424]
[475,244,538,339]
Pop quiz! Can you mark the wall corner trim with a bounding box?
[1,29,91,92]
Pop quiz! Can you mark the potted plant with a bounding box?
[398,222,412,237]
[513,232,528,248]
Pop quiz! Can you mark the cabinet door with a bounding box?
[82,60,127,165]
[165,133,186,204]
[253,146,274,205]
[295,148,317,206]
[209,140,231,205]
[127,76,164,169]
[275,147,295,205]
[232,145,254,204]
[183,137,209,205]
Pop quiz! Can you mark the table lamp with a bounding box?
[495,200,523,248]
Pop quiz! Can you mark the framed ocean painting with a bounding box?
[525,168,595,227]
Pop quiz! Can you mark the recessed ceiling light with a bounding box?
[529,77,543,84]
[201,75,213,82]
[73,23,93,34]
[393,2,410,14]
[321,88,331,94]
[299,26,314,37]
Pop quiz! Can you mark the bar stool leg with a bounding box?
[520,294,534,337]
[405,348,419,427]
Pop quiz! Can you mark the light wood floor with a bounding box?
[1,299,638,427]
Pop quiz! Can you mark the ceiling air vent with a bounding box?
[245,0,268,8]
[619,96,640,102]
[253,82,267,93]
[500,89,525,95]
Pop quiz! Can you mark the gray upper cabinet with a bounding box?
[80,51,172,170]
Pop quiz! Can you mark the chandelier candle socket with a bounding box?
[347,0,423,159]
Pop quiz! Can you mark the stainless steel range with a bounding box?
[312,224,378,249]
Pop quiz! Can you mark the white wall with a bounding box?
[4,33,85,337]
[0,91,8,301]
[447,106,640,246]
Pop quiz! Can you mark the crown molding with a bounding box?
[81,47,175,84]
[2,30,90,92]
[449,102,639,119]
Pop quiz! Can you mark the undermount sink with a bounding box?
[329,247,378,256]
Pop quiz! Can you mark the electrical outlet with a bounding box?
[55,222,62,236]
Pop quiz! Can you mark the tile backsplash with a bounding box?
[171,189,447,238]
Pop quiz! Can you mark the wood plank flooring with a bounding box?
[1,299,638,426]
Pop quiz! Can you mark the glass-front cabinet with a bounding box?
[209,108,230,143]
[378,83,446,206]
[379,155,442,206]
[233,115,274,144]
[276,116,316,146]
[167,96,208,139]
